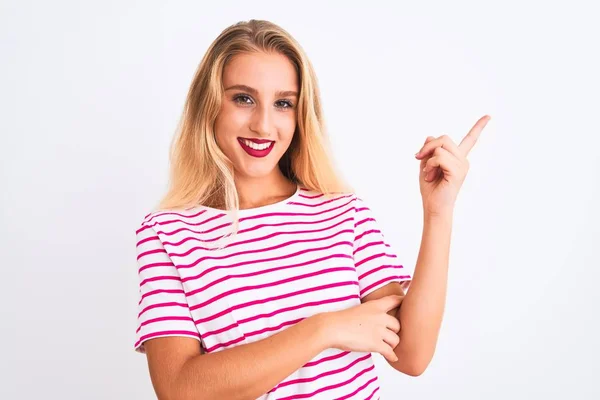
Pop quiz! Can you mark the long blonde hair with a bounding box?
[157,19,351,217]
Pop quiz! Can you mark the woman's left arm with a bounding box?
[391,115,492,375]
[390,211,453,376]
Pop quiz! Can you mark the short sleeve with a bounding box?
[133,222,201,353]
[352,197,412,299]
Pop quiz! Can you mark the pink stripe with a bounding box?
[354,229,382,243]
[237,198,355,223]
[134,329,200,349]
[277,354,371,389]
[136,316,194,333]
[136,235,159,247]
[182,242,351,286]
[139,288,184,304]
[355,252,396,268]
[138,261,174,274]
[205,335,246,352]
[156,199,355,241]
[143,209,208,225]
[165,211,355,249]
[237,295,358,327]
[278,364,376,400]
[354,217,376,229]
[187,266,356,308]
[299,193,324,199]
[202,321,244,339]
[336,376,378,400]
[184,254,351,295]
[174,228,352,266]
[269,351,354,394]
[149,212,226,230]
[159,199,356,246]
[270,352,354,392]
[137,248,167,261]
[192,281,359,321]
[169,217,353,258]
[353,240,387,255]
[181,240,352,280]
[202,295,359,338]
[206,317,305,352]
[154,220,233,238]
[138,301,189,318]
[358,264,404,280]
[365,386,380,400]
[135,224,153,235]
[304,350,350,368]
[139,275,180,288]
[359,275,411,297]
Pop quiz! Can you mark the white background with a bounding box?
[1,0,599,399]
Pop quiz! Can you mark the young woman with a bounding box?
[134,19,490,400]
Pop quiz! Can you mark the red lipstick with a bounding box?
[237,137,275,158]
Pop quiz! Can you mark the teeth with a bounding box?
[243,139,272,150]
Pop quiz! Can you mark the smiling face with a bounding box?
[214,51,299,181]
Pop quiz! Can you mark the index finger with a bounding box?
[459,115,491,155]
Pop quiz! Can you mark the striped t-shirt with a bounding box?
[134,185,412,400]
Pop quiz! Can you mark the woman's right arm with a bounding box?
[145,313,325,400]
[144,295,403,400]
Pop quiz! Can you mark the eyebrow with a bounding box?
[224,84,298,98]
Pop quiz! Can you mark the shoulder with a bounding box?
[135,205,222,237]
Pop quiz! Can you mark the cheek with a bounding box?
[215,107,247,143]
[277,113,297,142]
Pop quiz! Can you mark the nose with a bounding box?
[249,103,274,138]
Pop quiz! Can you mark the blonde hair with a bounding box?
[157,19,351,219]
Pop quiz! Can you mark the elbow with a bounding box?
[402,361,428,377]
[163,379,206,400]
[394,350,433,377]
[163,391,206,400]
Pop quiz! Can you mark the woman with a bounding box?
[134,19,490,400]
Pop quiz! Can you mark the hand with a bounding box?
[321,295,404,363]
[415,115,491,216]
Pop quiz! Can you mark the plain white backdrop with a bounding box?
[1,0,599,399]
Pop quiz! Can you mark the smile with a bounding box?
[237,138,275,158]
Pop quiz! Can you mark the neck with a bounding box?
[235,169,297,210]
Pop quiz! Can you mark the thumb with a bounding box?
[376,295,404,312]
[419,136,436,170]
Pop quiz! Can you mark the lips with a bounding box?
[237,137,275,158]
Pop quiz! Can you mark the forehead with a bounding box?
[222,52,298,92]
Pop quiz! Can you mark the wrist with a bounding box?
[424,209,454,223]
[308,312,335,351]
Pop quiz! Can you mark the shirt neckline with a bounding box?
[198,183,303,216]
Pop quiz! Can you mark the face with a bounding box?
[214,51,299,180]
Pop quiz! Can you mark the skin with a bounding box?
[214,51,299,208]
[143,47,491,398]
[382,115,492,375]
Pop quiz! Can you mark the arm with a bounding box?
[361,212,452,377]
[394,211,452,375]
[145,313,329,400]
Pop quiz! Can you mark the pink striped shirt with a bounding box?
[134,185,412,399]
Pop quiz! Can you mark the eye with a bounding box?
[275,100,294,109]
[233,94,254,105]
